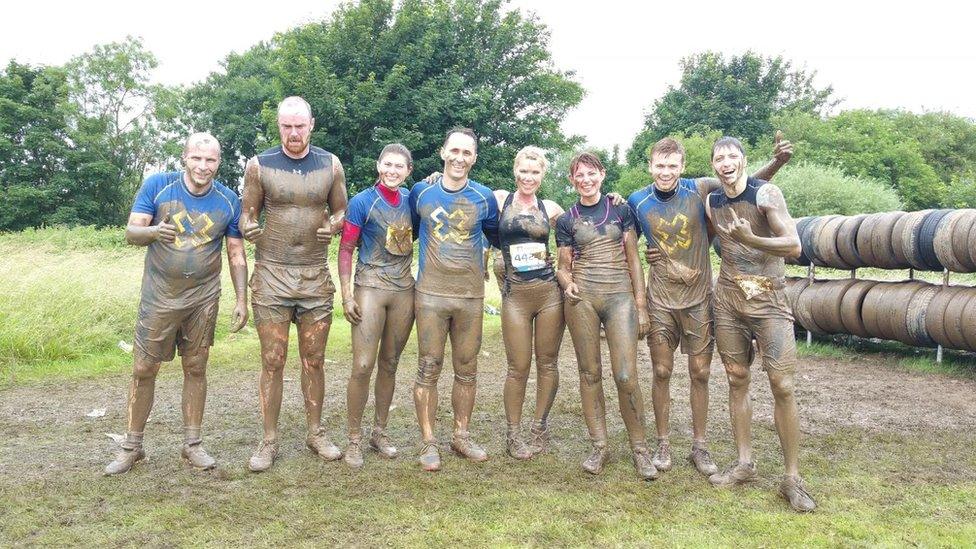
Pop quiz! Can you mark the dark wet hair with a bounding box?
[569,151,605,176]
[711,136,746,159]
[650,137,685,162]
[443,127,479,152]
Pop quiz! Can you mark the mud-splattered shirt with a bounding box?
[410,177,499,298]
[252,145,345,266]
[131,171,242,309]
[708,177,786,290]
[629,179,711,309]
[345,184,414,291]
[498,193,555,288]
[555,196,635,295]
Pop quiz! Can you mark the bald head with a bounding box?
[277,96,313,120]
[183,132,221,155]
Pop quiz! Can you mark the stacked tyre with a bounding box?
[785,278,976,352]
[788,209,976,272]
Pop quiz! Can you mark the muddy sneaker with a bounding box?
[368,428,398,459]
[344,438,364,469]
[779,475,817,512]
[581,444,610,475]
[688,446,719,476]
[632,445,659,481]
[652,440,672,471]
[506,429,533,460]
[248,441,278,473]
[104,447,146,476]
[527,422,550,456]
[451,431,488,462]
[709,460,758,487]
[181,442,216,470]
[306,428,342,461]
[418,441,441,472]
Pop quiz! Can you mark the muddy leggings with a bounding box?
[346,286,415,438]
[413,292,484,442]
[501,279,565,432]
[564,291,648,448]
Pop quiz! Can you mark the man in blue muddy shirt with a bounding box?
[410,127,500,471]
[105,132,249,475]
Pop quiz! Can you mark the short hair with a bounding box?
[569,151,605,176]
[442,127,479,152]
[277,96,313,119]
[377,143,413,166]
[649,138,685,162]
[513,146,549,174]
[711,136,746,159]
[183,132,220,154]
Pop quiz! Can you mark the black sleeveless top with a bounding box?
[498,193,556,289]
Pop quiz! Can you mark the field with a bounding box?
[1,227,975,547]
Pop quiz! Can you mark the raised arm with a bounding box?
[750,131,793,182]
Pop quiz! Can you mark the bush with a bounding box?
[774,161,903,217]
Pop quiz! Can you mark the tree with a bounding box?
[0,62,73,230]
[189,0,584,193]
[627,51,834,166]
[64,36,183,224]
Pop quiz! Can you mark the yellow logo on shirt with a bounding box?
[171,210,215,249]
[652,213,692,254]
[430,207,469,244]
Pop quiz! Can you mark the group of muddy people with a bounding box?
[105,95,816,512]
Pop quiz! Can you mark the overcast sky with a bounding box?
[3,0,974,152]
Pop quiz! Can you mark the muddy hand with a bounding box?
[645,247,663,265]
[564,282,582,305]
[607,192,626,206]
[230,299,248,332]
[773,130,793,164]
[424,171,442,184]
[637,307,651,339]
[725,209,755,244]
[342,296,362,325]
[242,207,263,242]
[156,213,177,243]
[316,212,344,244]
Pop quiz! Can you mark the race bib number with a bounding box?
[509,242,547,272]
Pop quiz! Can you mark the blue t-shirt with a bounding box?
[345,185,414,291]
[132,171,242,308]
[628,178,712,308]
[409,177,499,298]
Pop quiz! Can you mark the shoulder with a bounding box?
[349,186,377,206]
[755,181,784,207]
[627,186,651,208]
[257,146,282,159]
[212,181,241,206]
[542,199,564,218]
[493,189,509,207]
[679,178,697,192]
[467,180,494,202]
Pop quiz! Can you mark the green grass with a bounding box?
[3,226,976,546]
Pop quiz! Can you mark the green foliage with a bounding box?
[627,51,834,165]
[0,38,183,230]
[773,110,947,209]
[187,0,583,193]
[773,161,902,218]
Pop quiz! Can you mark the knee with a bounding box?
[415,355,442,387]
[536,354,559,375]
[454,358,477,386]
[376,354,399,376]
[132,358,160,381]
[688,358,711,385]
[652,363,673,383]
[350,361,374,383]
[181,352,208,378]
[261,345,287,373]
[768,371,796,401]
[506,359,529,382]
[454,370,477,386]
[578,368,601,387]
[724,363,750,388]
[613,371,639,394]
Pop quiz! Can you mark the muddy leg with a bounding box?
[297,316,331,435]
[374,289,414,429]
[449,299,483,434]
[648,341,674,441]
[768,369,800,476]
[565,298,607,446]
[725,362,753,464]
[688,352,712,443]
[180,348,210,435]
[256,321,290,442]
[127,351,163,436]
[348,288,384,438]
[532,300,564,425]
[604,296,647,447]
[501,297,533,429]
[414,295,449,443]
